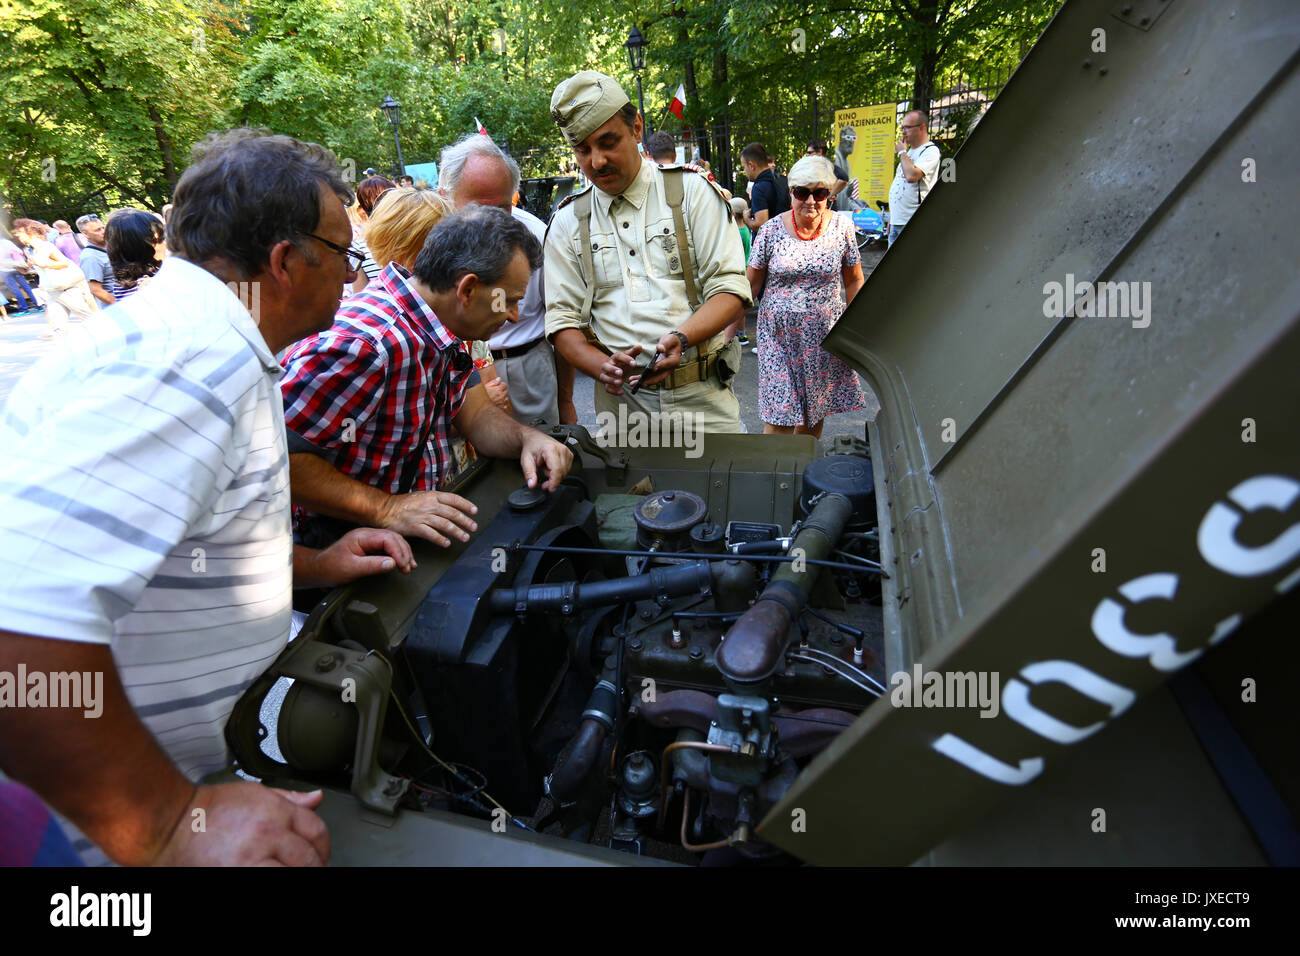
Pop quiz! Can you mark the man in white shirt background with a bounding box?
[439,133,575,425]
[887,109,943,247]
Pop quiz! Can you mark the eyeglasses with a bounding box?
[900,123,922,131]
[791,187,830,202]
[302,233,366,270]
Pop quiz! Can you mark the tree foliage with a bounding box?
[2,0,1061,214]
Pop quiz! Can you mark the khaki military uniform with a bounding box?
[544,158,752,433]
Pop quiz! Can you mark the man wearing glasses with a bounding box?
[0,129,414,866]
[74,213,116,307]
[887,110,942,247]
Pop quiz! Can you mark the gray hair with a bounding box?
[787,155,835,190]
[414,205,541,293]
[168,128,351,279]
[438,134,520,201]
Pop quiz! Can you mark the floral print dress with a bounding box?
[749,211,866,426]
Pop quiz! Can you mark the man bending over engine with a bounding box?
[281,205,573,547]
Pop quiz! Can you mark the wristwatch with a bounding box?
[670,330,690,352]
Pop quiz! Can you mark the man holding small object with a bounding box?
[544,70,752,434]
[887,110,942,246]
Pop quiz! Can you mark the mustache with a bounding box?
[592,166,617,177]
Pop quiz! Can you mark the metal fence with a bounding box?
[4,186,116,232]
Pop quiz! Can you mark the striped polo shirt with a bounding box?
[0,256,293,859]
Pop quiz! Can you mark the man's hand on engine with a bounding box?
[155,783,330,866]
[375,490,480,547]
[519,430,574,492]
[302,528,416,587]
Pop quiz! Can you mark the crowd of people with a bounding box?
[1,208,172,336]
[0,71,943,865]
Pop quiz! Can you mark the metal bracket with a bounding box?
[276,643,410,815]
[544,423,629,482]
[1110,0,1173,32]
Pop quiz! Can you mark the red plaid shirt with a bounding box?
[281,263,475,495]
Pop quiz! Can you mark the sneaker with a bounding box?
[737,331,750,346]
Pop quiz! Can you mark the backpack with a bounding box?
[758,169,791,217]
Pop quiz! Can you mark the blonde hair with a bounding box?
[787,155,835,190]
[365,187,453,270]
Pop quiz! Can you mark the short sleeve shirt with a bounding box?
[544,159,751,359]
[749,168,790,218]
[79,244,112,305]
[888,142,943,226]
[0,238,23,275]
[488,205,547,351]
[280,263,476,495]
[54,234,82,266]
[0,256,294,788]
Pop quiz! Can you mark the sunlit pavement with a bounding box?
[0,308,65,407]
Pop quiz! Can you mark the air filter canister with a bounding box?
[798,455,875,528]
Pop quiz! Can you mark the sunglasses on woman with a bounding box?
[791,187,830,202]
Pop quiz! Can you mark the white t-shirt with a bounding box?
[488,205,547,350]
[0,257,294,861]
[887,141,942,227]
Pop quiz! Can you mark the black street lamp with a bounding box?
[380,93,405,178]
[624,27,648,148]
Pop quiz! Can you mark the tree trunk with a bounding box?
[909,0,943,114]
[679,24,708,164]
[712,48,730,188]
[147,104,178,193]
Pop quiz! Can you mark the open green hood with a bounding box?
[763,0,1300,864]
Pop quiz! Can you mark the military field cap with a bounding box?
[551,71,632,147]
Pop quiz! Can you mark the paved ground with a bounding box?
[0,308,62,405]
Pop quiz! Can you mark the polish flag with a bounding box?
[668,84,686,120]
[475,117,488,135]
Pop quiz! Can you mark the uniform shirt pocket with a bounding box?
[644,217,696,281]
[577,229,623,289]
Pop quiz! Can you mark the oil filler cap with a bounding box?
[508,484,548,511]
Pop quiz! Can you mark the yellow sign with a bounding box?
[833,103,897,209]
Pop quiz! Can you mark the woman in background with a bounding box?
[349,175,395,293]
[746,155,866,438]
[11,218,95,336]
[364,187,512,421]
[104,209,165,301]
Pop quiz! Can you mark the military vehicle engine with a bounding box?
[227,429,884,864]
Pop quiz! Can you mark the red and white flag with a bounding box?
[668,84,686,120]
[475,117,488,135]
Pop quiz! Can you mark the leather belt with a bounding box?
[576,328,725,390]
[641,348,722,390]
[490,337,546,362]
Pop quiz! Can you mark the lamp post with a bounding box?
[380,93,405,179]
[624,27,648,149]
